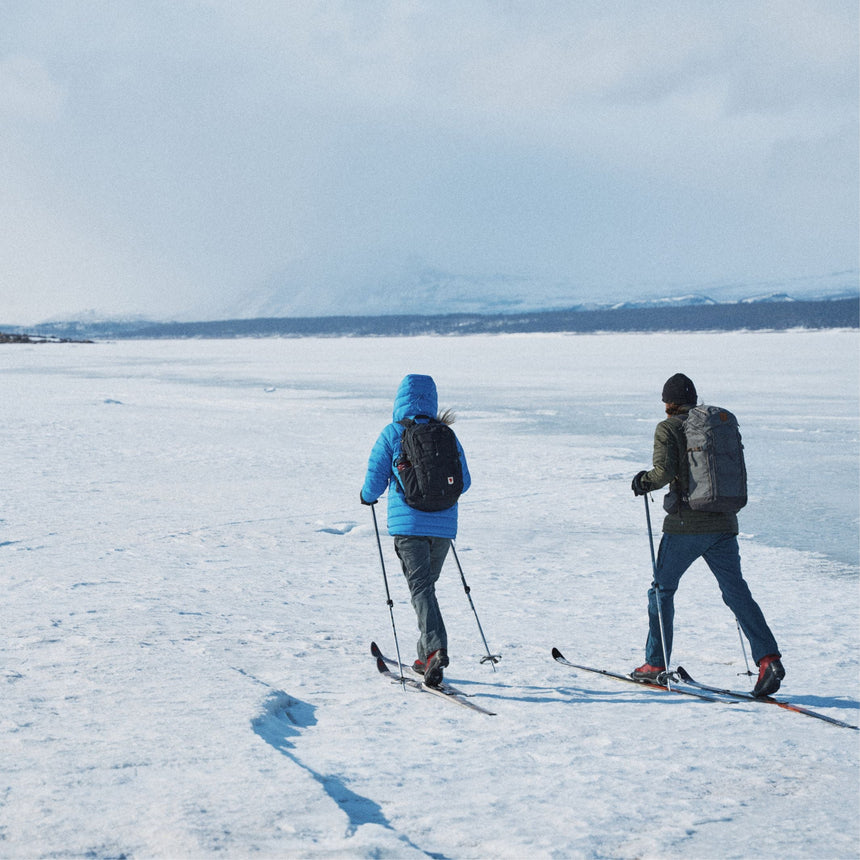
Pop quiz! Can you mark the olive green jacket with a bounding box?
[642,414,739,535]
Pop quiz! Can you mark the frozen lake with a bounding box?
[1,329,857,858]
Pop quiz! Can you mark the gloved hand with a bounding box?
[631,471,650,496]
[360,492,377,506]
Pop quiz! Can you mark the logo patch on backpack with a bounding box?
[683,405,748,513]
[396,416,464,512]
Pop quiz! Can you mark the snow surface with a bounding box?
[2,330,858,859]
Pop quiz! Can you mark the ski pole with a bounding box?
[370,504,405,689]
[450,542,501,670]
[644,493,672,689]
[735,619,754,677]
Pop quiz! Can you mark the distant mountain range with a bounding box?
[610,291,810,309]
[3,293,857,340]
[217,263,859,320]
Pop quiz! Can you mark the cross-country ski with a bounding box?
[374,649,496,715]
[676,666,859,731]
[551,648,738,704]
[370,640,475,697]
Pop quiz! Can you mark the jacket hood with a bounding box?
[392,374,438,423]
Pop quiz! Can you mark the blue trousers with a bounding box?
[393,536,451,661]
[645,533,779,667]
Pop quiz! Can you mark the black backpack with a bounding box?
[395,416,464,511]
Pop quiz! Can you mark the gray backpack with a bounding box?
[682,405,748,513]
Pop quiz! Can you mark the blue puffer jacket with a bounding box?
[361,374,470,538]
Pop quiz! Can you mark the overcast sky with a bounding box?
[1,1,857,323]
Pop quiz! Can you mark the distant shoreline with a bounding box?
[3,296,857,341]
[0,332,93,344]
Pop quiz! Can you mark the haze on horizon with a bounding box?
[1,1,857,325]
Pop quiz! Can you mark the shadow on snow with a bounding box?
[251,690,448,859]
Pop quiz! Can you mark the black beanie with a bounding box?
[662,373,697,405]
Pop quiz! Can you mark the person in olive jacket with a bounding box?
[631,373,784,697]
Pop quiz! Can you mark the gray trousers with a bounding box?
[393,535,451,661]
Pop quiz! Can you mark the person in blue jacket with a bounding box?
[361,374,471,687]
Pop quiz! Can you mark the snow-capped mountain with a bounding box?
[220,263,857,321]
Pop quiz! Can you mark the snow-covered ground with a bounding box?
[2,330,858,859]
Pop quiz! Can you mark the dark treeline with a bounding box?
[5,296,858,341]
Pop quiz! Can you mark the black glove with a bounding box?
[631,471,650,496]
[360,492,377,506]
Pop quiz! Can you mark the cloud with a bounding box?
[0,54,64,121]
[0,0,856,323]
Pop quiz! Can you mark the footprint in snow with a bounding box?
[317,522,359,535]
[251,691,316,751]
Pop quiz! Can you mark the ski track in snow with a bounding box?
[0,331,857,859]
